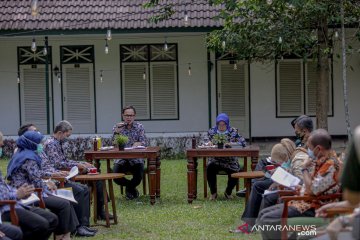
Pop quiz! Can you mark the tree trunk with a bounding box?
[341,0,352,139]
[316,15,329,130]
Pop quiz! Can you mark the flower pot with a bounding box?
[217,143,224,149]
[118,144,125,151]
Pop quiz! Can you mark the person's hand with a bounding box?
[0,231,5,238]
[326,217,344,240]
[16,183,35,199]
[51,171,68,178]
[268,183,279,191]
[77,163,87,173]
[82,162,94,168]
[46,181,57,192]
[133,142,142,147]
[114,122,125,133]
[302,157,312,168]
[316,202,339,217]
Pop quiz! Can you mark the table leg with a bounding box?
[156,156,161,198]
[148,157,157,205]
[107,159,112,173]
[245,178,251,204]
[187,156,196,204]
[251,155,258,171]
[92,181,98,225]
[244,157,248,172]
[95,159,100,172]
[108,179,118,224]
[203,157,207,198]
[194,158,198,200]
[102,180,110,227]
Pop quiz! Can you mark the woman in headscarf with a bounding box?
[207,113,246,200]
[7,131,78,240]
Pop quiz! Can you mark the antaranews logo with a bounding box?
[237,223,317,235]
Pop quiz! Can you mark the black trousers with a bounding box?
[43,195,78,235]
[259,191,279,213]
[0,224,22,240]
[241,177,273,226]
[64,181,90,226]
[206,161,238,195]
[113,161,144,191]
[2,207,57,240]
[257,203,315,240]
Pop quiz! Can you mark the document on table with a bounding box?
[49,188,77,204]
[270,167,300,188]
[124,146,146,150]
[263,189,279,196]
[20,193,40,206]
[65,166,79,180]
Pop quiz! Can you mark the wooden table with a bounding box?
[231,171,265,203]
[186,145,260,203]
[84,147,161,205]
[74,173,125,227]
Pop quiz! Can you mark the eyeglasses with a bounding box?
[123,114,135,117]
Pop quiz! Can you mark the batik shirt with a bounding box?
[112,122,147,165]
[39,151,58,177]
[289,151,341,213]
[207,126,246,172]
[43,137,80,170]
[0,171,22,213]
[8,159,50,197]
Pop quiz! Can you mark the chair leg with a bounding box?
[236,180,240,192]
[120,185,124,195]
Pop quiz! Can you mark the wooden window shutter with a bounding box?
[277,60,303,116]
[20,67,48,133]
[150,62,178,119]
[122,63,150,119]
[219,62,246,117]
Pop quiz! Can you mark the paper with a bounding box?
[99,146,114,151]
[65,166,79,180]
[270,167,300,188]
[263,189,279,196]
[50,188,77,203]
[124,146,146,150]
[20,193,40,206]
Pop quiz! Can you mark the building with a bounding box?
[0,0,359,142]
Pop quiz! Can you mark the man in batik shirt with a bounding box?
[112,105,147,200]
[257,129,341,240]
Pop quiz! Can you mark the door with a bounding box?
[62,64,95,133]
[19,65,52,134]
[217,60,249,138]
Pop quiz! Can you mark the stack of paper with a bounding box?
[20,193,40,206]
[270,167,300,188]
[50,188,78,203]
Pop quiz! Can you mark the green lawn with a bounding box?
[0,159,261,240]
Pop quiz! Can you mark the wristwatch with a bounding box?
[301,168,309,173]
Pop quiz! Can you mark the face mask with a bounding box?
[36,144,44,154]
[281,159,291,169]
[307,148,316,159]
[217,129,228,135]
[0,148,3,158]
[295,131,305,141]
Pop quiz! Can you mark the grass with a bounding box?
[0,159,261,240]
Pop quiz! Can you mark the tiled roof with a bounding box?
[0,0,222,32]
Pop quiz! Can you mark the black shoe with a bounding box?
[83,226,98,233]
[132,188,139,199]
[125,187,135,200]
[74,226,95,237]
[97,212,114,221]
[236,188,246,198]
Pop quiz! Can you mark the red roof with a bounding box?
[0,0,222,31]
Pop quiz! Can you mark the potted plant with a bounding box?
[212,134,228,149]
[113,134,129,151]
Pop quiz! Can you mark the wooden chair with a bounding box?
[0,200,19,225]
[34,188,46,209]
[280,193,343,240]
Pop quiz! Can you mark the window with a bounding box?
[276,59,333,117]
[120,44,178,120]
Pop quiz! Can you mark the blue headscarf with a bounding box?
[215,113,230,133]
[7,131,44,179]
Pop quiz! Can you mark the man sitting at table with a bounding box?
[112,105,147,200]
[42,120,111,222]
[206,113,246,200]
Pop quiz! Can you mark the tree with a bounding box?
[146,0,360,131]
